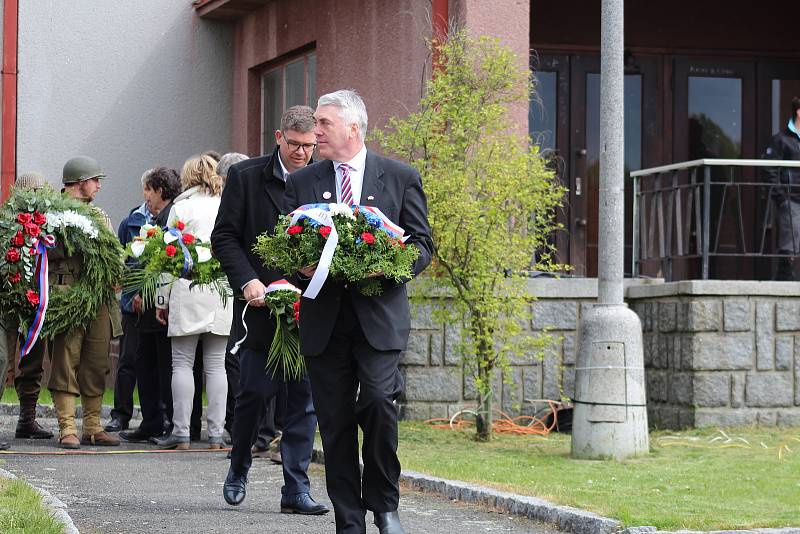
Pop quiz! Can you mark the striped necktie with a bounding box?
[339,163,353,205]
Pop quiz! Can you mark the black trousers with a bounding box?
[224,338,239,435]
[110,314,138,424]
[306,294,403,534]
[14,336,46,400]
[135,330,172,435]
[229,347,316,496]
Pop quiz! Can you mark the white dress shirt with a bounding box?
[334,145,367,205]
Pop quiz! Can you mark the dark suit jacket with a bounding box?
[211,147,288,351]
[283,150,433,356]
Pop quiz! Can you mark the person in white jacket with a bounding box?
[154,155,232,449]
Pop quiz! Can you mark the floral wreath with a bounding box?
[0,186,123,349]
[122,219,230,309]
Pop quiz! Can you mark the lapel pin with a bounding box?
[367,195,374,201]
[322,191,332,200]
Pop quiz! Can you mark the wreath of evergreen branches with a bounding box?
[0,186,123,337]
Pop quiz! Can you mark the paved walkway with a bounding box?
[0,416,566,534]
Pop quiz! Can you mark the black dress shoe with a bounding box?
[223,467,247,506]
[280,492,329,515]
[104,418,128,433]
[0,440,9,451]
[374,511,405,534]
[119,428,159,443]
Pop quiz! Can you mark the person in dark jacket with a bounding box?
[765,96,800,280]
[105,170,156,433]
[215,106,328,515]
[119,167,182,442]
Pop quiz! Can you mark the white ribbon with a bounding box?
[229,279,301,355]
[289,207,338,300]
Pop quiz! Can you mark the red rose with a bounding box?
[287,225,303,236]
[319,226,332,238]
[7,272,21,284]
[174,220,186,231]
[165,245,177,257]
[182,233,196,245]
[5,248,20,263]
[361,232,375,245]
[32,211,47,225]
[11,230,24,247]
[24,222,40,238]
[16,213,32,225]
[293,300,300,323]
[25,290,39,307]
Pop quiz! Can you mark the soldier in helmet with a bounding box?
[49,155,122,449]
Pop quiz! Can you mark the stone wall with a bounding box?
[398,279,660,422]
[399,279,800,429]
[628,281,800,428]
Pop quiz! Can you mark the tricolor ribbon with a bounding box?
[19,234,56,359]
[166,228,194,277]
[230,279,301,355]
[287,203,410,299]
[288,206,338,300]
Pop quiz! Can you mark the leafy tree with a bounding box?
[375,31,565,440]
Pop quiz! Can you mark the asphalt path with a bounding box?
[0,416,566,534]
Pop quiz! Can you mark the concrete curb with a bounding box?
[0,467,79,534]
[400,470,621,534]
[310,449,800,534]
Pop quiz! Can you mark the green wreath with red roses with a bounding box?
[0,186,122,338]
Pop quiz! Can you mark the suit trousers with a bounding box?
[306,293,403,534]
[110,314,138,424]
[135,330,172,435]
[230,347,316,496]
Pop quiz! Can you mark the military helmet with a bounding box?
[62,156,106,184]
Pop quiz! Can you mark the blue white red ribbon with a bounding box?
[19,234,56,359]
[167,228,194,277]
[287,203,410,299]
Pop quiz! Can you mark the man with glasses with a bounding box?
[213,106,329,516]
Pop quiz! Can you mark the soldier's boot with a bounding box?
[15,395,54,439]
[80,395,119,447]
[53,391,80,449]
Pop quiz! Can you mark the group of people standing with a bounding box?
[2,89,432,534]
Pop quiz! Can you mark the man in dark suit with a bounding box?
[213,106,328,515]
[284,90,433,534]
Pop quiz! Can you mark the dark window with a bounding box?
[261,51,316,152]
[530,71,557,152]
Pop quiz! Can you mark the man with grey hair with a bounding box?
[216,152,249,185]
[284,90,433,534]
[214,105,328,515]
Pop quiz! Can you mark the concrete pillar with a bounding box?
[571,0,649,460]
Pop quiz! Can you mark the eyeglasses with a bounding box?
[284,138,317,153]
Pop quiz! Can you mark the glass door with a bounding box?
[568,56,657,277]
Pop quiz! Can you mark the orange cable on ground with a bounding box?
[425,400,564,436]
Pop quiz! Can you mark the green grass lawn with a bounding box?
[397,422,800,530]
[0,477,63,534]
[0,388,131,407]
[0,388,208,407]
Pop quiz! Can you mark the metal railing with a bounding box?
[630,159,800,280]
